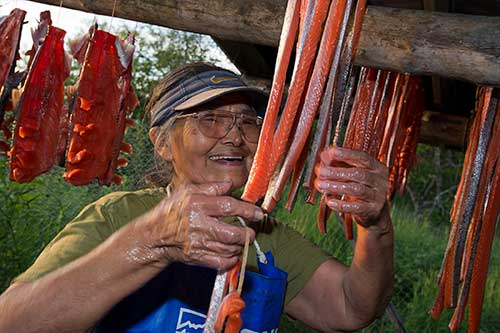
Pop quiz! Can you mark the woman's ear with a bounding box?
[148,127,159,145]
[149,127,173,162]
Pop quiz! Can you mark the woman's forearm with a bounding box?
[0,183,258,333]
[0,221,164,333]
[343,204,394,325]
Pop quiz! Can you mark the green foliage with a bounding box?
[131,26,220,110]
[0,159,113,290]
[398,144,465,224]
[277,199,500,332]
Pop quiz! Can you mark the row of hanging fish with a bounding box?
[241,0,424,237]
[0,8,138,186]
[429,87,500,333]
[322,68,424,237]
[214,1,425,332]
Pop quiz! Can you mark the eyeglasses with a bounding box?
[175,110,263,143]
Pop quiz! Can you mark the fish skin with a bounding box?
[302,0,356,201]
[330,0,368,148]
[241,0,300,203]
[64,28,135,186]
[0,8,26,95]
[450,89,497,308]
[450,89,500,332]
[449,133,495,331]
[391,77,424,196]
[9,15,70,183]
[315,70,357,232]
[0,8,26,147]
[467,96,500,332]
[377,73,405,164]
[340,68,375,239]
[435,97,482,309]
[367,72,394,158]
[302,64,337,193]
[266,0,347,209]
[261,0,329,211]
[468,159,500,333]
[363,70,387,153]
[285,130,311,212]
[103,33,138,186]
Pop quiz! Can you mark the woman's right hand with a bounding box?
[130,181,262,271]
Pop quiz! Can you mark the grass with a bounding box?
[274,196,500,332]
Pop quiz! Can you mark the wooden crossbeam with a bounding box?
[29,0,500,86]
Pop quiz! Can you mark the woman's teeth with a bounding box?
[209,156,244,161]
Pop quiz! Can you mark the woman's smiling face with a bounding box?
[161,94,260,191]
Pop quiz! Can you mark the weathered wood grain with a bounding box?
[356,8,500,86]
[29,0,500,85]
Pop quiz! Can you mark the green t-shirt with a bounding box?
[14,187,331,307]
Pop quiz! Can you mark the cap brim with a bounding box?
[174,86,268,116]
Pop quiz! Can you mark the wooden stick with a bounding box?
[237,228,251,294]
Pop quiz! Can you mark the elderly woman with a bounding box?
[0,63,393,332]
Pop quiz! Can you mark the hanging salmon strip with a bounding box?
[0,8,26,153]
[64,26,136,186]
[9,11,71,183]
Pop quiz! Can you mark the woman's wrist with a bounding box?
[366,202,393,236]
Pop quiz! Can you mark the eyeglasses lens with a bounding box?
[198,112,261,143]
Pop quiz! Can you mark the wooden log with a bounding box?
[30,0,500,86]
[419,111,470,150]
[356,8,500,86]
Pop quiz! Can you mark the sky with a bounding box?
[0,0,236,71]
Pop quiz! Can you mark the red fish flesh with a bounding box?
[0,8,26,153]
[64,26,135,186]
[9,11,71,182]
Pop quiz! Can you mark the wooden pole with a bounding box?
[419,111,470,150]
[356,7,500,86]
[30,0,500,86]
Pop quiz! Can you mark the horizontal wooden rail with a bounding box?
[29,0,500,86]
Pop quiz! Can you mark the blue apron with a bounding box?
[99,252,287,333]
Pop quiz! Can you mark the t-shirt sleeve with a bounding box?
[11,202,114,284]
[272,221,332,305]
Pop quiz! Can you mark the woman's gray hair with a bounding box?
[142,117,177,187]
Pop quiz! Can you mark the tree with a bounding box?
[132,26,221,107]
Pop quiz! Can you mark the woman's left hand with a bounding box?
[314,146,390,228]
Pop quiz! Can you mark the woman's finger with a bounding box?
[315,180,376,202]
[200,255,239,271]
[204,241,243,257]
[187,234,243,257]
[195,195,264,221]
[193,216,255,246]
[320,147,387,174]
[325,198,383,225]
[185,250,239,271]
[315,166,379,186]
